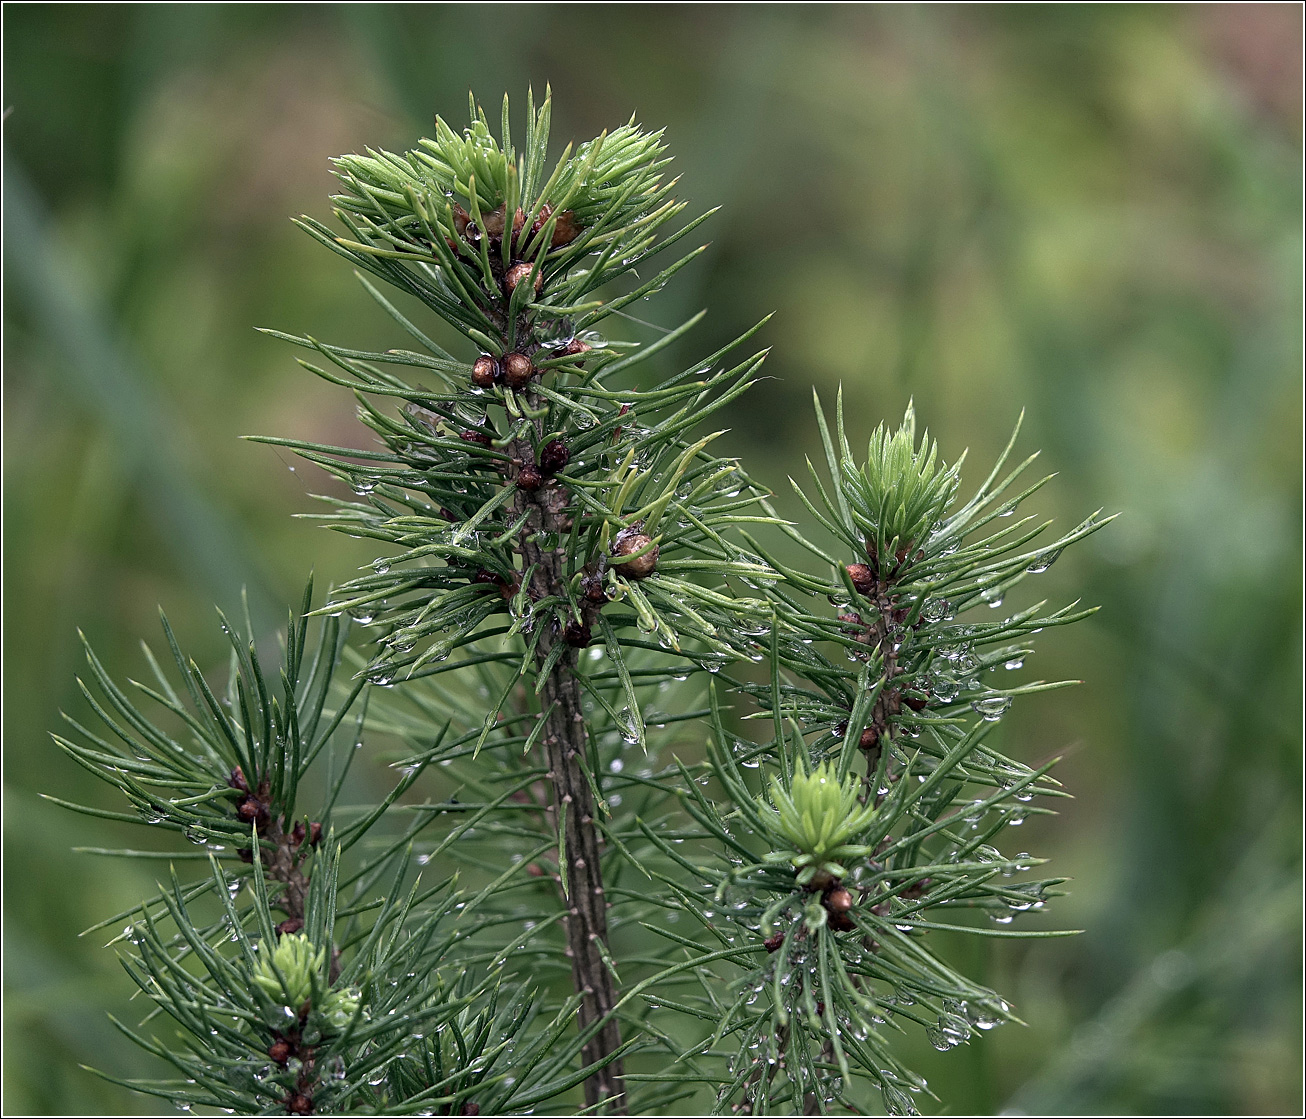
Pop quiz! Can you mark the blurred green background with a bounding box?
[4,4,1301,1114]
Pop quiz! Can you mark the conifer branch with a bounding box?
[51,90,1109,1116]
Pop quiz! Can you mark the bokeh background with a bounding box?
[4,4,1301,1114]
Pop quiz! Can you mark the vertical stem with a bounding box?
[509,388,625,1107]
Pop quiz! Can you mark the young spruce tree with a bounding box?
[53,92,1110,1116]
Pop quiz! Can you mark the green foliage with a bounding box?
[838,403,961,569]
[757,759,878,886]
[46,91,1110,1116]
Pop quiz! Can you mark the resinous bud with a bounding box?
[826,887,854,914]
[846,563,876,595]
[612,528,658,579]
[505,262,541,294]
[471,354,498,387]
[563,620,592,648]
[502,352,534,388]
[539,439,570,476]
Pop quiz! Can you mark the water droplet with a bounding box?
[925,1025,958,1051]
[1004,658,1024,670]
[1026,548,1063,574]
[971,693,1012,721]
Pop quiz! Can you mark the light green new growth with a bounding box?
[759,760,878,885]
[252,932,325,1009]
[846,403,961,564]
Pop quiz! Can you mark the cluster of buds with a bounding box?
[847,538,926,595]
[516,437,571,493]
[562,564,616,649]
[229,766,271,832]
[450,201,580,254]
[228,767,323,861]
[447,200,581,311]
[470,351,536,390]
[255,933,362,1027]
[470,339,592,394]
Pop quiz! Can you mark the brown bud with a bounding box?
[516,464,543,491]
[563,620,592,648]
[481,205,507,238]
[526,863,546,878]
[502,352,534,388]
[505,262,541,294]
[859,726,880,751]
[553,338,591,359]
[538,439,570,476]
[268,1039,292,1066]
[471,355,498,387]
[477,566,517,603]
[286,1093,314,1115]
[582,572,608,603]
[237,797,263,823]
[846,563,875,595]
[460,430,492,447]
[291,821,306,845]
[550,209,580,247]
[228,766,249,793]
[828,911,856,933]
[612,529,658,579]
[276,917,304,937]
[763,931,785,953]
[903,691,929,712]
[613,401,631,443]
[461,1104,481,1117]
[826,887,854,914]
[308,821,323,847]
[451,204,470,238]
[900,877,932,901]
